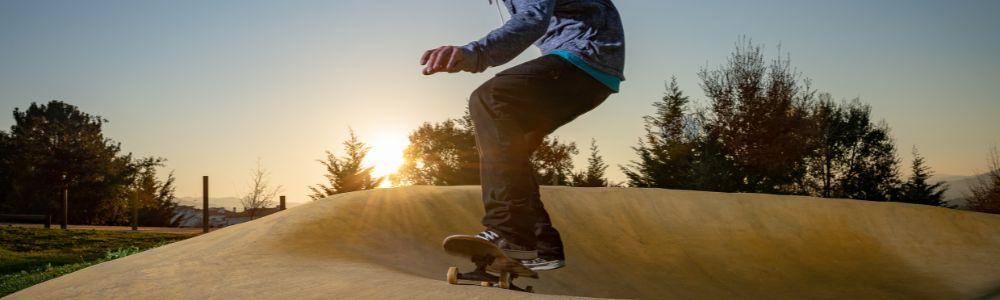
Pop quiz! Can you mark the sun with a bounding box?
[364,133,409,188]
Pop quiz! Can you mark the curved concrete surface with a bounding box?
[7,186,1000,299]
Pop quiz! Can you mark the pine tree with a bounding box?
[571,139,609,187]
[309,129,383,200]
[622,77,698,189]
[130,158,181,227]
[652,77,690,142]
[894,147,948,206]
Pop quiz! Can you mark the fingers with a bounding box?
[420,49,434,65]
[422,47,442,75]
[423,53,435,75]
[422,46,446,75]
[431,47,451,73]
[446,47,461,72]
[421,46,463,75]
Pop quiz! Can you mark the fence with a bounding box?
[5,176,288,232]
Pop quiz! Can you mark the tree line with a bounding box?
[621,39,932,203]
[312,39,998,213]
[621,39,955,207]
[0,102,286,226]
[307,120,611,201]
[0,101,179,226]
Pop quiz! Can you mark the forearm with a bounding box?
[462,0,555,72]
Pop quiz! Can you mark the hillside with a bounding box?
[937,173,991,208]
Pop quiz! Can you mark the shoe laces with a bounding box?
[476,230,501,241]
[522,258,546,264]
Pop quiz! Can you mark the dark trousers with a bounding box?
[469,55,612,259]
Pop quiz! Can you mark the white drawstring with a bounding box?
[488,0,507,25]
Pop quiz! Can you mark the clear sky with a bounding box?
[1,0,998,204]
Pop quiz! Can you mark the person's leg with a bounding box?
[522,131,565,261]
[529,169,566,260]
[469,78,540,258]
[522,102,609,263]
[469,55,612,257]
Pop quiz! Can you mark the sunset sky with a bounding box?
[1,0,998,204]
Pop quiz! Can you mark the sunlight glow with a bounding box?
[364,133,409,188]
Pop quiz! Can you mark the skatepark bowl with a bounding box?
[7,186,1000,299]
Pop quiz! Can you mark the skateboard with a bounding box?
[442,235,538,292]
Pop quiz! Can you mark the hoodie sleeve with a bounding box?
[461,0,556,73]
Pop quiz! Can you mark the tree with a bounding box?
[622,77,700,189]
[687,115,741,192]
[0,131,11,210]
[698,38,817,194]
[622,77,743,191]
[894,147,949,206]
[835,119,900,201]
[310,129,383,200]
[241,160,282,218]
[395,114,480,186]
[1,101,139,225]
[531,137,578,186]
[967,147,1000,214]
[572,139,609,187]
[806,96,902,201]
[397,110,583,187]
[806,94,847,198]
[130,158,181,227]
[622,39,906,200]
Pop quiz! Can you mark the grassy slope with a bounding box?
[0,226,194,297]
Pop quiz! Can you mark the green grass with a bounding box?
[0,226,194,297]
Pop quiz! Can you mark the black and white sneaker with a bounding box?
[521,257,566,271]
[475,230,538,260]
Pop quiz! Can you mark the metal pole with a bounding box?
[280,196,286,210]
[132,189,139,231]
[61,175,68,230]
[202,176,209,233]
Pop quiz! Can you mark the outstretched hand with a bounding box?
[421,46,475,75]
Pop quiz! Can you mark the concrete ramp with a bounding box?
[8,186,1000,299]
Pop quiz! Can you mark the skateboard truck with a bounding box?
[446,255,534,293]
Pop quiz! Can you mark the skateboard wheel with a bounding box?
[446,267,458,284]
[480,281,491,287]
[525,286,534,293]
[498,272,512,289]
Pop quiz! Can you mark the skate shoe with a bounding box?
[475,229,538,260]
[520,257,566,271]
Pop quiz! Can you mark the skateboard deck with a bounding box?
[442,235,538,292]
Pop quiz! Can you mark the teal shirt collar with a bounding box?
[549,50,621,93]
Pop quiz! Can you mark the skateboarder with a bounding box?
[420,0,624,271]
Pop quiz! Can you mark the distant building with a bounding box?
[224,207,282,226]
[173,205,282,228]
